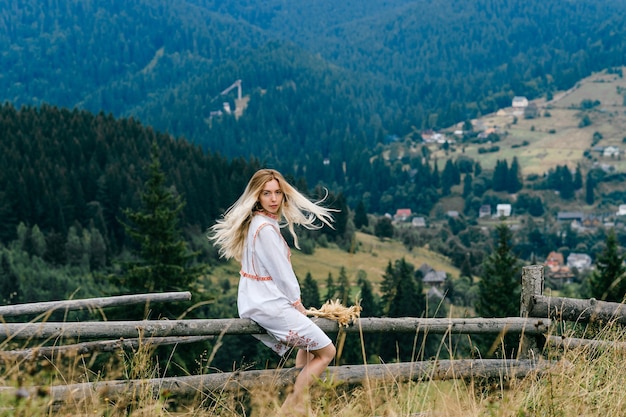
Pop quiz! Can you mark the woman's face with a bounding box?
[258,179,283,214]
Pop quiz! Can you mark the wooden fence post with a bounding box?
[520,265,545,358]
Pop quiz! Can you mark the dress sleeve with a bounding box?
[253,223,303,307]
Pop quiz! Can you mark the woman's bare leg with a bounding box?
[281,343,336,415]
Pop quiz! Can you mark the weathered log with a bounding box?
[519,265,545,358]
[0,335,214,362]
[0,317,550,341]
[0,292,192,318]
[1,359,556,404]
[546,335,626,351]
[531,295,626,325]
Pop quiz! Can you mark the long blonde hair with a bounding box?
[209,169,335,261]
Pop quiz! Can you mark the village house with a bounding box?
[393,208,412,222]
[479,205,491,218]
[603,146,620,158]
[557,211,584,223]
[496,204,512,217]
[566,253,592,271]
[545,251,574,282]
[545,251,564,272]
[412,217,426,227]
[418,263,447,287]
[512,96,529,108]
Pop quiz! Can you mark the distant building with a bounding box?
[567,253,592,271]
[394,208,412,222]
[545,251,574,281]
[422,270,447,287]
[446,210,459,218]
[557,212,584,223]
[496,204,512,217]
[512,96,529,108]
[603,146,620,158]
[479,205,492,218]
[545,251,564,270]
[412,217,426,227]
[617,205,626,216]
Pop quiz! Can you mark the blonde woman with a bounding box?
[209,168,336,414]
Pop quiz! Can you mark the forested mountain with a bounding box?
[0,104,260,247]
[2,0,626,210]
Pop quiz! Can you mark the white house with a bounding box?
[566,253,592,271]
[496,204,512,217]
[412,217,426,227]
[603,146,620,158]
[616,205,626,216]
[512,96,529,108]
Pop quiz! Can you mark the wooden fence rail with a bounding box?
[0,292,192,318]
[0,336,214,361]
[0,359,556,405]
[0,317,550,341]
[2,264,625,406]
[521,264,626,353]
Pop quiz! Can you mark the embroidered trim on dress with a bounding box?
[240,270,272,281]
[254,210,279,220]
[284,330,319,349]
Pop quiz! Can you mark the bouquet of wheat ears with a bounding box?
[306,299,362,327]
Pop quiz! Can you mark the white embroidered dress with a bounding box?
[238,212,332,356]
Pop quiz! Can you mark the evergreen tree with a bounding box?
[588,229,626,302]
[0,252,19,304]
[492,160,508,192]
[301,272,321,308]
[476,223,521,318]
[117,143,202,315]
[374,216,394,240]
[559,166,575,199]
[506,157,523,193]
[336,266,351,305]
[378,258,426,361]
[462,173,473,198]
[585,171,595,205]
[441,159,460,196]
[574,165,583,190]
[324,273,336,301]
[379,261,397,315]
[354,200,369,229]
[357,270,379,318]
[475,223,521,357]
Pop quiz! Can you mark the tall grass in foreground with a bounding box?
[1,323,625,416]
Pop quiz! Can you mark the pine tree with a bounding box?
[475,223,521,357]
[506,157,523,193]
[118,143,202,298]
[588,229,626,302]
[354,200,369,229]
[476,223,521,318]
[492,160,509,192]
[357,271,379,318]
[374,216,394,240]
[0,252,19,304]
[585,171,595,205]
[378,258,426,361]
[301,272,321,308]
[462,173,473,198]
[324,273,336,301]
[336,266,351,305]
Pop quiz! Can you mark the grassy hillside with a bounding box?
[211,231,459,292]
[290,231,458,285]
[434,66,626,176]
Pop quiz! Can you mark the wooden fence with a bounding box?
[1,265,625,405]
